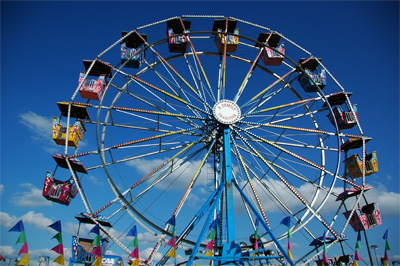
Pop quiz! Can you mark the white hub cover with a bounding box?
[212,100,241,125]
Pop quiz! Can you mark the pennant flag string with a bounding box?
[49,221,64,266]
[9,220,29,266]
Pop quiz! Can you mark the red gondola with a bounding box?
[79,60,112,100]
[343,203,382,232]
[42,171,78,206]
[167,19,191,53]
[256,33,285,66]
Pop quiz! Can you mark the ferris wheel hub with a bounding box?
[212,99,241,125]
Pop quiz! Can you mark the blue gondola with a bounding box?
[120,32,146,69]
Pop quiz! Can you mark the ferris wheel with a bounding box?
[43,16,382,265]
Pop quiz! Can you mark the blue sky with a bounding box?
[1,1,399,266]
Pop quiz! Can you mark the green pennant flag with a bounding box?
[52,232,63,244]
[323,243,327,253]
[385,240,391,251]
[287,228,292,239]
[355,241,362,249]
[16,232,27,244]
[128,238,138,248]
[172,226,176,237]
[254,227,259,239]
[91,235,101,247]
[207,229,216,240]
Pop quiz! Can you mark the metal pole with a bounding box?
[371,245,379,266]
[364,230,375,266]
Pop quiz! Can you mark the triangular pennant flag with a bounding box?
[287,228,292,239]
[354,250,361,261]
[16,232,27,244]
[287,249,293,260]
[127,226,137,237]
[91,235,101,247]
[91,246,102,257]
[128,248,139,258]
[357,231,362,242]
[383,261,390,266]
[254,227,259,239]
[384,250,389,261]
[51,244,64,255]
[322,252,329,264]
[92,257,102,266]
[53,255,65,266]
[323,243,327,253]
[209,218,218,230]
[9,221,25,232]
[165,237,176,248]
[166,215,175,227]
[172,226,176,237]
[207,229,216,240]
[52,232,63,244]
[288,239,293,251]
[48,221,62,233]
[128,238,138,248]
[130,259,139,266]
[166,247,176,258]
[205,240,214,250]
[322,231,326,243]
[280,216,291,227]
[254,239,259,251]
[383,229,389,240]
[18,242,28,256]
[385,240,391,251]
[205,249,213,257]
[90,224,100,235]
[254,217,259,227]
[16,253,29,265]
[353,260,359,266]
[355,241,362,249]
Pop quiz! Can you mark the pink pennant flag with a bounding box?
[354,250,361,261]
[91,246,102,257]
[129,248,139,259]
[51,244,64,255]
[205,240,214,250]
[384,250,389,261]
[322,252,329,264]
[165,237,176,248]
[18,242,28,256]
[254,239,258,251]
[288,239,293,251]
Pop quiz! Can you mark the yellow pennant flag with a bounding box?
[92,257,102,266]
[287,249,293,260]
[17,254,29,266]
[205,250,213,257]
[131,258,139,266]
[167,248,176,258]
[54,255,65,266]
[383,261,389,266]
[353,260,358,266]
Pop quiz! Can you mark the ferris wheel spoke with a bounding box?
[230,136,271,227]
[232,127,340,238]
[93,135,208,217]
[185,35,216,103]
[233,48,263,103]
[240,68,297,110]
[136,31,212,111]
[243,94,324,118]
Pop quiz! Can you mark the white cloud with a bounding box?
[126,157,209,190]
[0,211,55,233]
[0,246,16,257]
[10,183,52,208]
[88,175,105,186]
[19,111,59,153]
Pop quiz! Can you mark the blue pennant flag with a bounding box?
[209,218,218,230]
[9,220,25,232]
[322,231,326,242]
[383,229,388,240]
[127,225,137,237]
[89,224,100,235]
[280,216,291,227]
[166,215,175,226]
[357,231,362,242]
[255,217,259,227]
[48,220,62,232]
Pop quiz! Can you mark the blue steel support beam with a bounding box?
[223,126,235,244]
